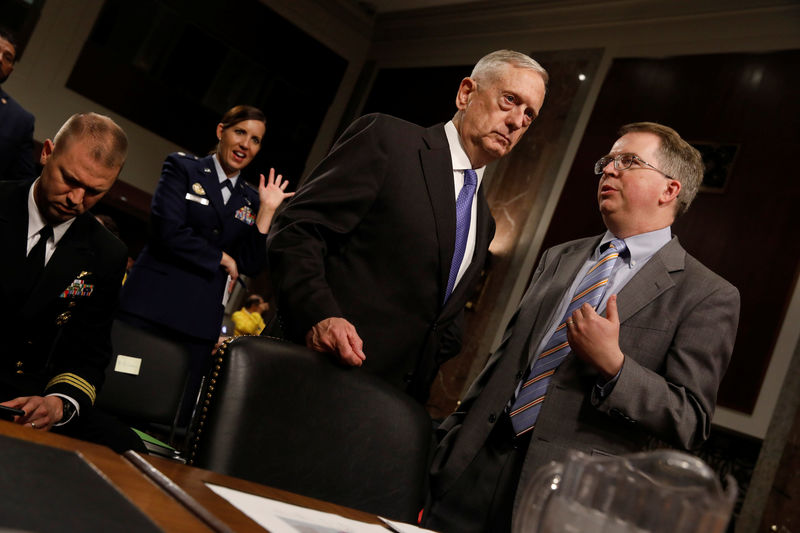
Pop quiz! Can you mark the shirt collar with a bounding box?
[212,153,239,188]
[445,121,485,185]
[599,226,672,266]
[27,178,76,245]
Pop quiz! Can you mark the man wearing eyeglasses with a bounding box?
[423,122,740,533]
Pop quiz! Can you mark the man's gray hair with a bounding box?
[471,50,549,88]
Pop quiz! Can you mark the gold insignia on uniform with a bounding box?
[56,311,72,325]
[192,182,206,195]
[77,271,91,279]
[1,98,6,105]
[203,167,212,173]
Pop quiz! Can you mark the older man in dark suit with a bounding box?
[269,50,548,401]
[0,112,142,452]
[0,27,35,181]
[423,122,740,532]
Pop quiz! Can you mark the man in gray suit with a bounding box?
[423,122,740,532]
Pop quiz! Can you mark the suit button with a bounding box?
[488,413,497,423]
[515,371,524,380]
[212,228,220,235]
[404,372,414,383]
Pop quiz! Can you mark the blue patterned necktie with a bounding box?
[509,239,627,436]
[444,169,478,302]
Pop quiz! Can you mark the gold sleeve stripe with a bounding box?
[46,373,97,404]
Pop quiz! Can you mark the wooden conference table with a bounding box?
[0,420,384,532]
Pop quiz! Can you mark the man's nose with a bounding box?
[67,187,85,206]
[506,107,526,130]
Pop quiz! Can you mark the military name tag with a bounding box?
[235,205,256,225]
[185,192,210,205]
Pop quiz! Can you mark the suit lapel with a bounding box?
[517,237,599,367]
[419,125,456,302]
[617,236,684,323]
[196,155,227,220]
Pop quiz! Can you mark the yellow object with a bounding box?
[231,308,265,336]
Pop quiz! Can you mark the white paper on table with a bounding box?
[205,482,389,533]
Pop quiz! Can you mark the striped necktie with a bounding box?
[509,239,627,436]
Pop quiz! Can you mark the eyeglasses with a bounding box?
[594,153,672,180]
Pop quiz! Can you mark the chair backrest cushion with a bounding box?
[95,319,192,424]
[191,336,432,522]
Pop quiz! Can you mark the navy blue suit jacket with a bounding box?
[119,153,267,341]
[0,180,127,412]
[0,88,35,181]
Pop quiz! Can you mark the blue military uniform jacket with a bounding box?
[119,153,267,341]
[0,88,35,181]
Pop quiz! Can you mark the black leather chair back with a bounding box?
[96,319,192,428]
[190,336,432,522]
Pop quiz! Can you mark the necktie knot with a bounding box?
[39,225,54,243]
[221,180,234,192]
[464,169,478,188]
[604,238,627,256]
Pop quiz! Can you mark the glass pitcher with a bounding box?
[513,449,737,533]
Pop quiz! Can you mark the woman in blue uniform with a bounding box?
[118,105,292,412]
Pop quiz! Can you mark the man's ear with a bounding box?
[660,178,682,206]
[455,77,478,111]
[39,139,54,166]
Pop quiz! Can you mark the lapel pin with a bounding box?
[77,271,91,279]
[192,182,206,195]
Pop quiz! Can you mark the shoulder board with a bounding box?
[175,151,200,160]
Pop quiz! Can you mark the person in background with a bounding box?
[0,27,36,181]
[268,50,548,402]
[423,122,740,533]
[0,112,143,453]
[231,294,269,336]
[118,105,293,416]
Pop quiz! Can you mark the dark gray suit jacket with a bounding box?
[269,114,495,401]
[429,234,740,520]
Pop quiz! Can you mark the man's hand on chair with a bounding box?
[306,317,366,367]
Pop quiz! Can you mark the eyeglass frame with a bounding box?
[594,153,673,180]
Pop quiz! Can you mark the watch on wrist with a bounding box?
[59,397,76,423]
